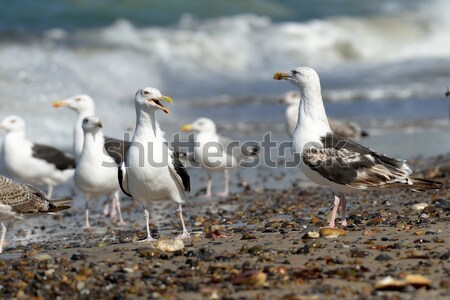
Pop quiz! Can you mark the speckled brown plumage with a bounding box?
[0,175,70,215]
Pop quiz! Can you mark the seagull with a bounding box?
[0,175,71,254]
[53,95,95,160]
[181,118,259,198]
[119,87,191,241]
[0,115,75,199]
[75,116,126,228]
[53,95,129,220]
[274,67,442,228]
[278,91,368,138]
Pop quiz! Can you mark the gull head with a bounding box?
[181,117,216,134]
[0,115,26,132]
[135,87,172,114]
[278,91,300,105]
[273,67,321,90]
[82,116,103,133]
[53,94,95,114]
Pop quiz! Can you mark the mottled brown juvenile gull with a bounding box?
[274,67,442,228]
[278,90,368,138]
[0,115,75,199]
[0,175,71,253]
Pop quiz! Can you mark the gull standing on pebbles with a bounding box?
[76,116,126,228]
[53,95,129,219]
[278,91,368,138]
[0,116,75,199]
[274,67,442,228]
[119,87,190,241]
[0,175,71,253]
[181,118,259,198]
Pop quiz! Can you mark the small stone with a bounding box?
[431,237,444,243]
[296,245,310,254]
[375,274,432,290]
[95,241,107,247]
[33,253,52,261]
[139,248,162,258]
[71,252,86,261]
[233,270,267,287]
[319,228,345,238]
[431,199,450,210]
[374,254,392,261]
[239,244,249,254]
[156,239,184,252]
[248,245,264,255]
[241,233,257,240]
[422,206,437,214]
[310,217,322,224]
[307,231,320,239]
[440,279,450,289]
[118,231,139,243]
[350,248,372,258]
[411,203,429,211]
[404,274,432,288]
[440,251,450,260]
[414,229,425,236]
[366,217,383,226]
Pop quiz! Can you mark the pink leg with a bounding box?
[203,173,212,198]
[0,222,6,254]
[109,194,118,219]
[136,209,157,242]
[340,194,347,227]
[103,201,110,217]
[176,204,190,240]
[216,169,230,197]
[114,192,126,226]
[85,195,94,230]
[328,195,340,228]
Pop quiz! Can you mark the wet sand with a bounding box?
[0,155,449,299]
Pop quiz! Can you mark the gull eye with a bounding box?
[10,119,16,123]
[292,70,299,75]
[143,91,149,95]
[75,98,81,102]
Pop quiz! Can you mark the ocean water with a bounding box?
[0,0,449,159]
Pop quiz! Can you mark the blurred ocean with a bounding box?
[0,0,449,158]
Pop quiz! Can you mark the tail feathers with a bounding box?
[385,177,442,191]
[47,198,72,212]
[410,177,443,191]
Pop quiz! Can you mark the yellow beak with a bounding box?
[273,72,290,80]
[53,100,68,108]
[148,95,173,114]
[158,95,172,103]
[181,124,192,132]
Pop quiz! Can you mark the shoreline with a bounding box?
[1,154,449,299]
